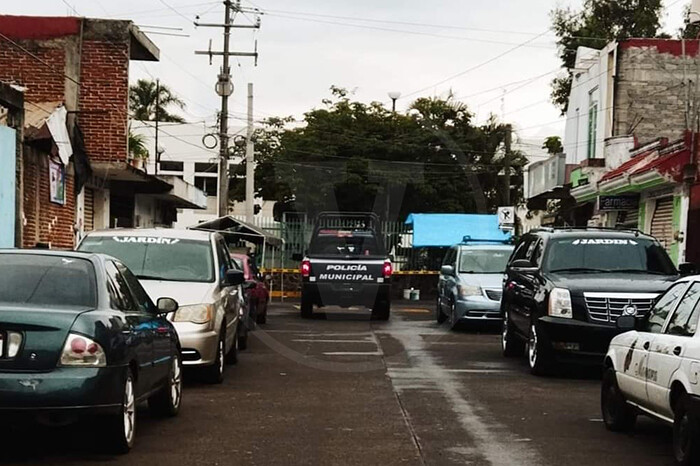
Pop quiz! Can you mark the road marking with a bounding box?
[323,351,383,356]
[378,317,541,466]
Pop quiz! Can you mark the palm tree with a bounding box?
[129,79,186,122]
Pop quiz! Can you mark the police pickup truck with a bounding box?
[299,213,392,320]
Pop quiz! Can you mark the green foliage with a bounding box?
[128,130,149,160]
[550,0,664,115]
[129,79,186,123]
[542,136,563,154]
[231,88,528,221]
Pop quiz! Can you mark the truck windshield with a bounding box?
[0,254,97,308]
[459,248,512,274]
[309,234,383,257]
[545,238,677,275]
[80,236,215,283]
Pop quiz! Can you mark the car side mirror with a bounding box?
[679,262,697,277]
[616,315,636,332]
[510,259,538,274]
[224,269,245,287]
[440,265,455,276]
[244,280,257,290]
[157,297,179,314]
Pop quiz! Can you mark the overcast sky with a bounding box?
[3,1,689,149]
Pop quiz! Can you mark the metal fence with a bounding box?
[236,216,447,271]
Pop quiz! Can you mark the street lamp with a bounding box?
[388,91,401,112]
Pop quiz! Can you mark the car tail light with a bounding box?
[383,261,393,278]
[301,260,311,278]
[60,333,106,367]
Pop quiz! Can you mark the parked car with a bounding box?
[79,229,248,384]
[0,250,182,453]
[231,253,270,325]
[299,212,392,320]
[602,275,700,465]
[501,227,678,375]
[437,238,514,329]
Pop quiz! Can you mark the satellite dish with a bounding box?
[691,0,700,25]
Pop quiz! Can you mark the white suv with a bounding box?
[602,276,700,465]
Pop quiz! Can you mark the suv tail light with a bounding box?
[383,261,393,278]
[301,259,311,278]
[60,333,107,367]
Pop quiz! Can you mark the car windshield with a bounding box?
[545,237,677,275]
[80,236,215,283]
[459,248,512,274]
[309,232,383,257]
[0,254,97,308]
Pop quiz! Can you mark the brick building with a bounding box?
[0,16,205,249]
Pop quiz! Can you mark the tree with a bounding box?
[129,79,186,122]
[550,0,664,115]
[542,136,563,154]
[231,87,528,221]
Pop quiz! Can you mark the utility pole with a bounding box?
[504,124,513,206]
[195,1,260,218]
[245,82,255,223]
[154,78,160,175]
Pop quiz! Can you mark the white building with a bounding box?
[132,121,275,228]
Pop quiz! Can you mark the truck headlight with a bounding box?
[458,284,482,298]
[174,304,213,324]
[549,288,573,319]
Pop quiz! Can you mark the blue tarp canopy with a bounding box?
[405,213,511,248]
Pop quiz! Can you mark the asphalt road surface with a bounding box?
[1,302,676,465]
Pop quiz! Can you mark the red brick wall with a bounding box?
[78,40,129,163]
[0,40,66,103]
[22,149,75,250]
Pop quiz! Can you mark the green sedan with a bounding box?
[0,250,183,453]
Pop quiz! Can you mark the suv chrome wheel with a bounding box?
[528,324,538,368]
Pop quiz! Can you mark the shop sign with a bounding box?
[599,195,639,212]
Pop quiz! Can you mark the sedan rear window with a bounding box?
[79,236,215,283]
[0,255,97,308]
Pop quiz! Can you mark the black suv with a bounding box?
[500,228,679,375]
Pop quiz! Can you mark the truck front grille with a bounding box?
[583,293,657,323]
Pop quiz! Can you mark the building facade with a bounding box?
[0,15,205,249]
[525,38,700,265]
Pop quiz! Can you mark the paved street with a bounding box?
[1,302,676,465]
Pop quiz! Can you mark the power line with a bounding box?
[264,13,556,50]
[401,29,552,100]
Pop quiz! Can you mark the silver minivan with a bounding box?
[437,241,514,330]
[79,229,247,384]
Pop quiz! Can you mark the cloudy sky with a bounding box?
[4,0,689,149]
